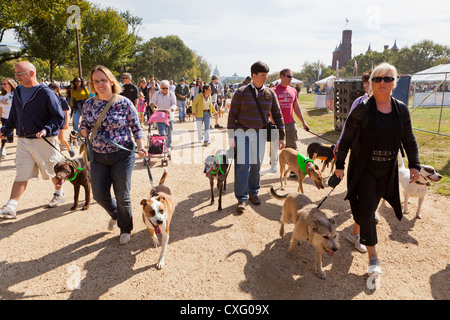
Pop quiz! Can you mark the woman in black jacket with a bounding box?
[335,63,421,275]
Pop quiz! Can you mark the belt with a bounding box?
[371,155,394,161]
[203,110,210,112]
[372,150,393,156]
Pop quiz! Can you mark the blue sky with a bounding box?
[3,0,450,77]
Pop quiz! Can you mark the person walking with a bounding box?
[210,75,224,129]
[79,65,147,245]
[121,73,139,107]
[0,78,17,157]
[192,84,216,145]
[48,82,75,157]
[149,80,177,150]
[175,77,190,122]
[227,61,286,214]
[0,61,65,219]
[70,77,90,132]
[335,63,420,275]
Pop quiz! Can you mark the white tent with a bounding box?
[411,64,450,82]
[315,75,336,84]
[271,78,303,86]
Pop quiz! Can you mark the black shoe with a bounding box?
[249,195,261,205]
[236,201,246,214]
[214,124,223,129]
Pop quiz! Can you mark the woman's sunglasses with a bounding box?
[372,76,395,83]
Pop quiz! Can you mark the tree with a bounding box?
[79,5,137,75]
[393,40,450,74]
[299,61,334,83]
[15,15,74,81]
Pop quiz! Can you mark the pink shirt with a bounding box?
[273,85,298,124]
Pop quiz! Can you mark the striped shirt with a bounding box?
[227,83,285,140]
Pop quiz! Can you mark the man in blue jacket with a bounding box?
[0,61,65,219]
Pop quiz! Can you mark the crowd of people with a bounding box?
[0,60,422,275]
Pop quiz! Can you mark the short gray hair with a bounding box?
[160,80,170,88]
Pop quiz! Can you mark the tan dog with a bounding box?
[279,147,324,193]
[140,168,174,269]
[271,187,339,279]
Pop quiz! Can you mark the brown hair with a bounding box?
[1,78,17,95]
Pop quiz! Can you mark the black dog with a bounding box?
[53,157,91,210]
[204,152,229,211]
[69,130,79,148]
[307,142,336,174]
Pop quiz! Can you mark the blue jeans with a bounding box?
[90,149,135,234]
[177,100,187,121]
[156,120,174,148]
[234,131,266,202]
[72,108,82,132]
[196,111,211,143]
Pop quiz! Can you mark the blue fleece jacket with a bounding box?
[1,83,64,137]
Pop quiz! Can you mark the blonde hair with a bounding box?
[370,62,398,90]
[88,65,122,95]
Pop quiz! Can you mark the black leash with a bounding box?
[316,173,341,209]
[307,129,336,145]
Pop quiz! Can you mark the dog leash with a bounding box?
[316,173,341,209]
[307,130,336,145]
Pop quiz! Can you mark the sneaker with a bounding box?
[0,205,17,219]
[69,149,75,157]
[214,124,223,129]
[119,233,131,245]
[346,232,367,253]
[367,256,382,274]
[1,149,6,157]
[236,201,247,215]
[249,195,261,205]
[108,218,117,231]
[47,193,65,208]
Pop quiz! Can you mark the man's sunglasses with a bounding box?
[372,76,395,83]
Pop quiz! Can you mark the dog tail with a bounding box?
[270,187,287,200]
[159,168,168,186]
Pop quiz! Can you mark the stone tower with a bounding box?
[332,29,352,69]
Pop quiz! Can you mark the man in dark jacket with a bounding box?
[0,61,65,219]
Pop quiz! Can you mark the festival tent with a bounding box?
[315,75,336,84]
[411,64,450,107]
[271,78,303,86]
[411,64,450,82]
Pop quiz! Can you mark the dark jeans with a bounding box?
[90,149,135,234]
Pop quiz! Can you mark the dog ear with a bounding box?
[314,164,320,171]
[310,219,320,232]
[140,199,147,206]
[329,218,337,227]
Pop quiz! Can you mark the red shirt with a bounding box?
[273,84,298,124]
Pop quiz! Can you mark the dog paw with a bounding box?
[151,237,160,247]
[82,206,89,211]
[416,212,422,219]
[316,270,327,279]
[71,205,78,210]
[156,258,165,269]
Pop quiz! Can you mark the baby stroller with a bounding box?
[145,111,171,166]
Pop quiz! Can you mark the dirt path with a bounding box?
[0,113,449,300]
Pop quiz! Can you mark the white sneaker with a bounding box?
[119,233,131,245]
[346,232,367,253]
[107,218,117,231]
[47,193,65,208]
[1,149,6,157]
[0,205,17,219]
[367,256,382,274]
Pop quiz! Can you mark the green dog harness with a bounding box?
[297,153,315,174]
[67,166,84,181]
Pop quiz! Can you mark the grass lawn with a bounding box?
[297,90,450,196]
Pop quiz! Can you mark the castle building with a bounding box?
[332,29,352,70]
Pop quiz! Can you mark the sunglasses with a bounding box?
[161,87,169,90]
[282,75,293,79]
[15,71,29,77]
[372,76,395,83]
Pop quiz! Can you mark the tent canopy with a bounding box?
[411,64,450,82]
[271,78,303,85]
[315,75,336,84]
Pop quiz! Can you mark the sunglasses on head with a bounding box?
[372,76,395,83]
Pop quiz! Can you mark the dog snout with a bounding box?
[156,219,164,225]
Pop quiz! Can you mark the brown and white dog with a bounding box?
[307,142,336,174]
[271,187,339,279]
[398,156,442,219]
[53,157,90,210]
[140,168,174,269]
[279,147,324,193]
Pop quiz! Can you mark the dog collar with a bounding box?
[210,156,225,175]
[67,166,84,181]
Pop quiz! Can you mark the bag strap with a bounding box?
[248,84,268,126]
[89,94,121,143]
